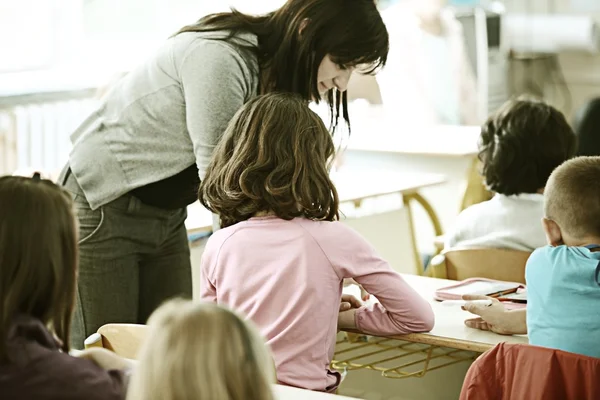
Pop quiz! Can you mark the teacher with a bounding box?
[60,0,390,347]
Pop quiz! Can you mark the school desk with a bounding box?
[333,171,446,275]
[346,122,480,158]
[340,121,487,241]
[273,385,363,400]
[334,274,528,379]
[185,171,447,276]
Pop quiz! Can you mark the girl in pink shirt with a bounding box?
[198,93,435,392]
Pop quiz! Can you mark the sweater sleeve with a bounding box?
[318,222,435,336]
[199,262,218,303]
[198,235,220,303]
[179,38,255,179]
[36,353,128,400]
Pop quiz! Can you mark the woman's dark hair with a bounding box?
[176,0,389,136]
[0,175,77,360]
[478,97,577,195]
[573,98,600,157]
[199,92,339,228]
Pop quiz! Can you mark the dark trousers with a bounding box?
[60,167,192,348]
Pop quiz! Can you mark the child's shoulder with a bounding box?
[527,245,588,275]
[456,197,499,221]
[528,245,564,263]
[294,218,359,236]
[204,222,248,249]
[531,245,588,260]
[294,219,371,251]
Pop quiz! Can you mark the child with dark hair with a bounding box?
[198,92,434,392]
[446,97,577,251]
[573,97,600,157]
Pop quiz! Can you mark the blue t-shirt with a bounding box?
[526,245,600,358]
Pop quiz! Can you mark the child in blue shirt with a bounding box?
[525,156,600,358]
[463,156,600,358]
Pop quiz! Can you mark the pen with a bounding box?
[440,299,492,307]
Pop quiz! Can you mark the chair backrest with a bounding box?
[84,323,147,360]
[460,159,492,212]
[442,248,531,284]
[460,343,600,400]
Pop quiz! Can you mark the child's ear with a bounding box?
[542,218,563,247]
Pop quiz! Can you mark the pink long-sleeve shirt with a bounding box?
[199,216,434,391]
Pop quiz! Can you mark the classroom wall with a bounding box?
[80,0,600,121]
[502,0,600,120]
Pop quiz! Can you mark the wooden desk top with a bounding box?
[346,274,528,353]
[186,172,446,233]
[273,385,362,400]
[333,171,445,203]
[346,122,480,158]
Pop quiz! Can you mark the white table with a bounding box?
[339,116,483,239]
[273,385,363,400]
[388,274,528,352]
[346,123,480,158]
[335,274,527,379]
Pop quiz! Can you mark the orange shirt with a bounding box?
[460,343,600,400]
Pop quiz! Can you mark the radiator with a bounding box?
[0,98,97,177]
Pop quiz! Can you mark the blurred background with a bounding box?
[2,2,600,399]
[1,0,600,175]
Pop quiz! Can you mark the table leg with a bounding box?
[402,192,444,276]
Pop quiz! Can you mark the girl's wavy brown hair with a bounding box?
[199,93,339,228]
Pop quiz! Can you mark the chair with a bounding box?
[84,323,147,360]
[460,343,600,400]
[459,158,492,212]
[429,248,530,284]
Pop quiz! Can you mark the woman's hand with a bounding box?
[462,295,527,335]
[74,348,134,370]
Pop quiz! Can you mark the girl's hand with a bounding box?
[337,309,357,331]
[340,294,362,311]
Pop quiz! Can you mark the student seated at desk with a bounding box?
[198,93,434,392]
[0,174,131,400]
[445,98,576,251]
[463,157,600,358]
[573,97,600,157]
[127,300,275,400]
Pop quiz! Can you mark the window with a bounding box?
[0,0,57,72]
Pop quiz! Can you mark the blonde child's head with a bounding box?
[199,92,339,228]
[543,156,600,246]
[127,300,275,400]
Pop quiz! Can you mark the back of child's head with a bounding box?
[544,156,600,241]
[573,98,600,157]
[127,300,275,400]
[0,174,77,360]
[479,97,577,195]
[199,92,339,228]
